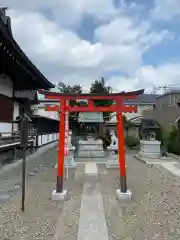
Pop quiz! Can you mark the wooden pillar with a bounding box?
[116,101,127,193]
[56,98,65,193]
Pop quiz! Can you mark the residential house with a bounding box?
[143,90,180,130]
[105,94,157,137]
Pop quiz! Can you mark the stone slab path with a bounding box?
[77,163,108,240]
[1,148,180,239]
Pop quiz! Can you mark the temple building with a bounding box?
[0,9,54,141]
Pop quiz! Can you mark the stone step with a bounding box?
[76,151,106,158]
[75,158,107,163]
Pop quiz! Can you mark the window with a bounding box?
[0,94,13,122]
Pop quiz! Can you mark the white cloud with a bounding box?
[107,63,180,92]
[8,10,144,85]
[152,0,180,21]
[3,2,175,93]
[94,16,171,52]
[2,0,117,28]
[137,64,180,87]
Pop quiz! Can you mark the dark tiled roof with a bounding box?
[0,15,54,90]
[156,90,180,99]
[123,94,158,104]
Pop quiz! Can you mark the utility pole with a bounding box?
[152,85,156,95]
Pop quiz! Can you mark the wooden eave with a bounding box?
[0,16,54,90]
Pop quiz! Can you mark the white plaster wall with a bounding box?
[37,133,58,146]
[32,104,59,121]
[13,102,19,120]
[13,101,19,132]
[0,76,13,97]
[34,108,59,120]
[38,136,41,146]
[0,123,11,135]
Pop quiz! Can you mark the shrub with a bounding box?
[168,139,180,155]
[166,126,180,155]
[125,135,140,149]
[168,126,178,139]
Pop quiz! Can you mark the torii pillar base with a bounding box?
[116,189,133,202]
[51,189,68,201]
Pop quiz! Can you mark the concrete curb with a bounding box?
[134,155,147,164]
[0,142,58,175]
[134,155,178,167]
[167,152,180,160]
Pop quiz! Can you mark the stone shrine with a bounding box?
[139,119,161,159]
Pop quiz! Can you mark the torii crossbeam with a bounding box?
[39,89,144,200]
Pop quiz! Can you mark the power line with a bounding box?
[151,82,180,95]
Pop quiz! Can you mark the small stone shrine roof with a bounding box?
[140,118,160,131]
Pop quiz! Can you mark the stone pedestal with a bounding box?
[51,189,68,201]
[79,139,103,151]
[106,146,119,168]
[140,140,161,158]
[116,189,133,202]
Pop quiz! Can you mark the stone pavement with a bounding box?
[1,148,180,239]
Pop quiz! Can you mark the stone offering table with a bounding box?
[79,138,103,151]
[76,136,105,159]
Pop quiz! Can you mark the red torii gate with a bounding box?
[39,89,144,197]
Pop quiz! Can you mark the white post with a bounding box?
[65,131,76,168]
[64,101,76,168]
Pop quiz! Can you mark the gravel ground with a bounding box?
[0,143,58,206]
[173,163,180,170]
[98,154,180,240]
[0,145,83,240]
[2,146,180,240]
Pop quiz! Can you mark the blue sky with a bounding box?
[2,0,180,92]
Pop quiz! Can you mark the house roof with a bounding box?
[0,13,54,90]
[123,94,157,105]
[156,90,180,99]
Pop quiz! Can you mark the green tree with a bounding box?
[58,82,82,107]
[89,77,113,122]
[57,81,82,133]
